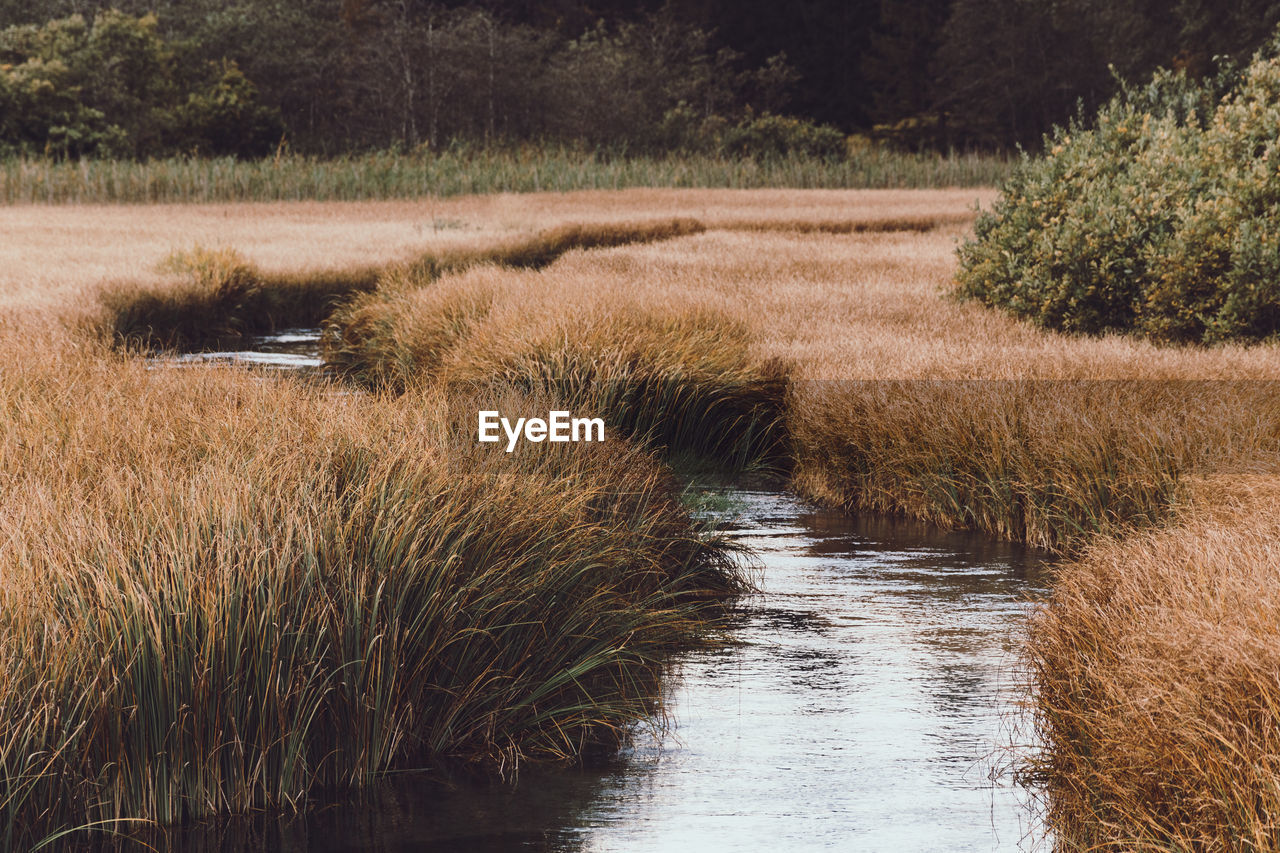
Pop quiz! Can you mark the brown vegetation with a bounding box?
[6,188,1280,848]
[1028,474,1280,850]
[0,324,741,846]
[316,207,1280,548]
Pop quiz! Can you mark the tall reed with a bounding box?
[0,336,742,848]
[0,149,1012,205]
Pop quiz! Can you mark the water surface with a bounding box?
[161,328,323,370]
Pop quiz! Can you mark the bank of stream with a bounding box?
[147,478,1047,852]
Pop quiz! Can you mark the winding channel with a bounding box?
[152,354,1050,853]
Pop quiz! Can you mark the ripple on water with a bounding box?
[152,328,324,371]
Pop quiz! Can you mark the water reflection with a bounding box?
[100,488,1048,852]
[158,328,324,370]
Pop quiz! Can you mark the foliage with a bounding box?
[2,1,1280,153]
[0,11,279,158]
[173,60,282,157]
[956,44,1280,343]
[658,105,846,159]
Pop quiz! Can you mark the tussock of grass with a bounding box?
[0,342,742,847]
[324,261,789,470]
[99,247,380,349]
[789,380,1280,552]
[1027,474,1280,850]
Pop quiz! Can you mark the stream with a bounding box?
[162,328,325,371]
[144,330,1053,851]
[153,470,1047,851]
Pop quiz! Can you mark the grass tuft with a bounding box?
[324,257,789,472]
[0,344,743,847]
[1027,474,1280,850]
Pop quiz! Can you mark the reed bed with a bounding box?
[0,328,742,848]
[1027,474,1280,850]
[98,219,705,349]
[0,149,1013,205]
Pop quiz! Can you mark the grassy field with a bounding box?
[0,149,1012,205]
[4,188,1280,848]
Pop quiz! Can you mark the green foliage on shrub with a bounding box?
[0,11,280,159]
[173,60,283,157]
[957,42,1280,343]
[657,104,846,160]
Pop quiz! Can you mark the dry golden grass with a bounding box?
[1028,474,1280,851]
[320,214,1280,548]
[568,226,1280,380]
[6,187,1280,849]
[0,329,742,845]
[0,188,990,309]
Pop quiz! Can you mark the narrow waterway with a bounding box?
[162,486,1047,852]
[161,328,324,370]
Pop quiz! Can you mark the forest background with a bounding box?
[2,0,1277,161]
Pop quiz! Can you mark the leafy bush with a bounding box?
[174,60,282,157]
[0,11,280,159]
[657,104,846,160]
[957,42,1280,343]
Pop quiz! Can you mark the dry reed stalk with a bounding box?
[1027,473,1280,850]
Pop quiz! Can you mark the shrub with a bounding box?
[174,60,283,157]
[956,42,1280,343]
[656,104,846,160]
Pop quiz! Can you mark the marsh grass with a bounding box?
[0,149,1012,205]
[0,337,744,848]
[12,192,1280,849]
[309,217,1280,848]
[789,380,1280,551]
[1027,474,1280,850]
[321,221,1280,553]
[99,247,381,348]
[324,263,790,472]
[101,220,705,350]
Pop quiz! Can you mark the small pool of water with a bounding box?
[154,489,1048,852]
[158,328,323,370]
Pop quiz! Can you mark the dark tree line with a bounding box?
[1,0,1278,158]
